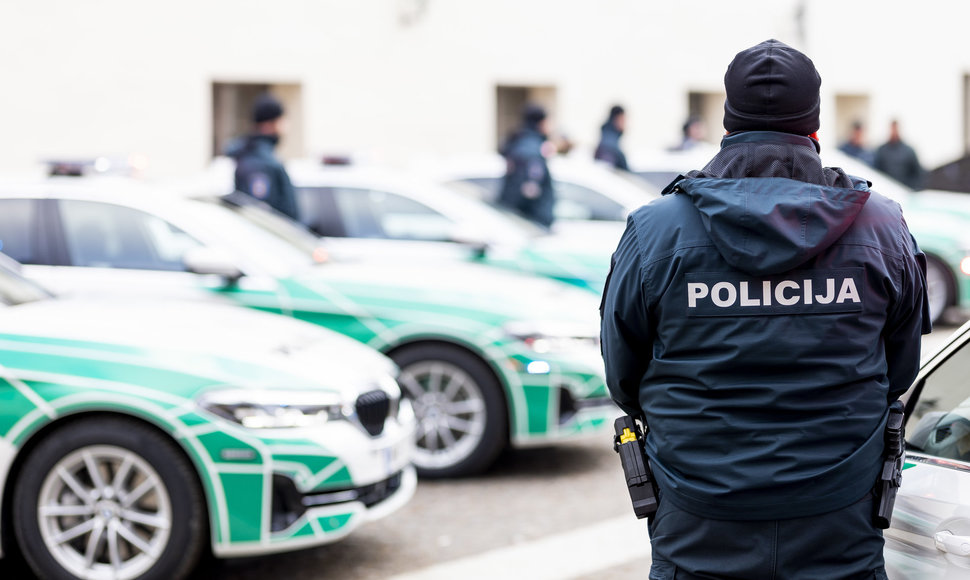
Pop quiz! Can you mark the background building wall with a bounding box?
[0,0,964,177]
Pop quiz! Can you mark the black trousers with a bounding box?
[647,494,888,580]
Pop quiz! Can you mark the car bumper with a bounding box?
[205,403,417,557]
[499,345,618,447]
[213,466,418,558]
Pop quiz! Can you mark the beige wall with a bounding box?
[0,0,965,177]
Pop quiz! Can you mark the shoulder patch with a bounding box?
[249,173,271,199]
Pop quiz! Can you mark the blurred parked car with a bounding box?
[0,254,415,579]
[283,161,622,294]
[423,153,655,225]
[887,321,970,578]
[455,144,970,326]
[627,146,720,193]
[818,152,970,326]
[0,175,616,478]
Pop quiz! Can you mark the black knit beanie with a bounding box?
[522,103,547,128]
[723,39,821,135]
[252,94,284,124]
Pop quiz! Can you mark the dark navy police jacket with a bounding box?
[232,134,300,221]
[600,132,930,520]
[594,122,629,171]
[498,128,555,228]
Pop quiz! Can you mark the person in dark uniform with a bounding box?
[594,105,629,170]
[839,120,875,166]
[231,94,300,221]
[874,119,925,190]
[497,104,556,228]
[669,115,707,152]
[601,40,930,580]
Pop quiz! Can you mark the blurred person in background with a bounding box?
[230,94,300,220]
[601,39,928,579]
[839,120,874,166]
[669,115,708,151]
[874,119,925,190]
[594,105,630,170]
[498,103,556,228]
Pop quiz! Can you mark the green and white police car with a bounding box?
[0,255,415,579]
[0,176,616,479]
[281,161,624,295]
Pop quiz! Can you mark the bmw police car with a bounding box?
[0,175,616,478]
[433,146,970,326]
[424,152,657,224]
[0,255,415,580]
[279,160,623,294]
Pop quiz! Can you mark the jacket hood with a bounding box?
[676,175,871,275]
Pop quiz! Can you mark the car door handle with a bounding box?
[935,530,970,556]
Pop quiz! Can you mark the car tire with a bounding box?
[391,344,507,478]
[12,417,206,580]
[925,255,955,325]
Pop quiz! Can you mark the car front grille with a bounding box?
[356,390,390,436]
[270,471,405,532]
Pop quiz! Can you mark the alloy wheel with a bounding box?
[398,361,488,471]
[36,444,173,580]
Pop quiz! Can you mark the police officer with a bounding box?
[600,39,930,579]
[497,103,556,228]
[874,119,925,190]
[232,94,300,221]
[839,120,875,166]
[594,105,629,171]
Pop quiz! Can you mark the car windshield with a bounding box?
[0,255,52,306]
[435,181,547,238]
[191,195,321,275]
[219,192,322,252]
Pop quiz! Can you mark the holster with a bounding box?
[873,401,906,529]
[613,415,659,519]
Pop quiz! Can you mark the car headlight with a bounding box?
[198,388,352,429]
[960,256,970,277]
[504,321,600,354]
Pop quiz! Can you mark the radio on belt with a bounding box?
[613,415,659,519]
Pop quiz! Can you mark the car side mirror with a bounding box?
[447,227,490,258]
[908,410,949,452]
[182,247,243,281]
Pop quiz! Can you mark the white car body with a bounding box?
[421,153,656,228]
[889,321,970,578]
[0,258,416,563]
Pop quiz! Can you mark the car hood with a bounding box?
[287,260,601,329]
[0,297,396,399]
[903,190,970,221]
[901,190,970,251]
[510,222,622,291]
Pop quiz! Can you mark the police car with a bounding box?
[888,320,970,578]
[817,152,970,328]
[280,160,625,294]
[431,145,970,326]
[422,153,656,224]
[0,174,616,479]
[0,255,415,579]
